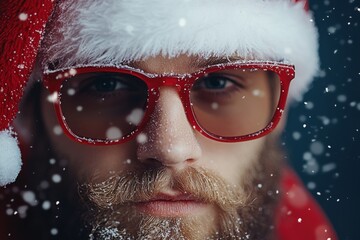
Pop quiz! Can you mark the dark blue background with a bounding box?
[284,1,360,239]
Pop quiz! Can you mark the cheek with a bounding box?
[197,136,265,186]
[40,91,137,180]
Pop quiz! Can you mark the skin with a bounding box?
[39,54,282,236]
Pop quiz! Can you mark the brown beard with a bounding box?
[79,136,284,240]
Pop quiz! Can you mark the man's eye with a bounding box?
[194,75,243,91]
[90,78,128,92]
[200,76,231,90]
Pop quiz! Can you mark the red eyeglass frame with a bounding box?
[42,61,295,145]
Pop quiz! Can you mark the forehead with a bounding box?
[45,53,246,74]
[129,55,246,74]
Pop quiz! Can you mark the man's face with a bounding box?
[40,55,282,239]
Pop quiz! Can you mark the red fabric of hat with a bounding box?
[0,0,54,186]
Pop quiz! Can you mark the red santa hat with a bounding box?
[0,0,318,185]
[0,0,54,186]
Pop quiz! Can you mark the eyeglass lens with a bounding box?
[190,69,281,137]
[60,72,148,140]
[59,68,281,141]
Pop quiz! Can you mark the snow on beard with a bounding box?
[79,157,281,240]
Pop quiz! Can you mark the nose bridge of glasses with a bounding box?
[151,75,186,91]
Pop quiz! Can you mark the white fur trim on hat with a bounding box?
[0,130,22,186]
[42,0,319,101]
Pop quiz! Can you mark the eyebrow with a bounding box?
[190,56,244,69]
[46,56,245,71]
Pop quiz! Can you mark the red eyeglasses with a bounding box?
[43,61,294,145]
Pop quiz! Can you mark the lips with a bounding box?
[147,193,199,201]
[134,193,208,217]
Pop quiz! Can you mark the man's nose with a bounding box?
[136,87,202,170]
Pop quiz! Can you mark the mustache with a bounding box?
[82,167,249,212]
